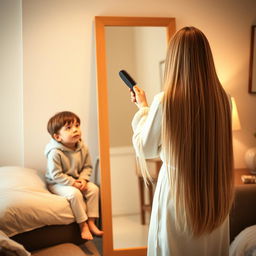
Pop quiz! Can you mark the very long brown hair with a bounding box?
[162,27,234,236]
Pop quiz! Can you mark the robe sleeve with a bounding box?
[132,92,163,159]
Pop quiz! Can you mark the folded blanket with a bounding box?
[0,230,30,256]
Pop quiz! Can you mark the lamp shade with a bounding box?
[231,97,241,131]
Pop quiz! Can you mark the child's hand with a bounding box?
[72,180,82,189]
[78,178,88,192]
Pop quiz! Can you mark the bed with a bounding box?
[0,166,85,252]
[229,184,256,256]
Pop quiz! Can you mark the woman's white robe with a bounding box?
[132,92,229,256]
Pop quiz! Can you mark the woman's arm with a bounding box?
[131,89,163,159]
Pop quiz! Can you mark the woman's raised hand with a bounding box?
[130,86,148,109]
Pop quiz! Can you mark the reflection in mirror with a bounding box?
[95,16,176,256]
[106,26,167,249]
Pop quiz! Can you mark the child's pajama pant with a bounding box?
[48,182,99,223]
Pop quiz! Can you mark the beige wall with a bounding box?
[133,27,167,104]
[1,0,256,169]
[0,0,23,166]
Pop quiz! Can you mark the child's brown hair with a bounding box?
[47,111,80,138]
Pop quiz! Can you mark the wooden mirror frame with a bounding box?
[95,16,176,256]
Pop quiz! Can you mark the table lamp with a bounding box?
[231,97,241,131]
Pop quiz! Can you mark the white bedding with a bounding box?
[0,166,75,237]
[230,225,256,256]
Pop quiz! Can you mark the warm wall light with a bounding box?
[231,97,241,131]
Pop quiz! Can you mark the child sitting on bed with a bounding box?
[44,111,103,240]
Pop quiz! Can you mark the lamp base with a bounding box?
[245,147,256,174]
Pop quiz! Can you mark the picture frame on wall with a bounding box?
[159,59,165,89]
[249,25,256,94]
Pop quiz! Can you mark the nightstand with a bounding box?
[136,158,161,225]
[234,168,256,185]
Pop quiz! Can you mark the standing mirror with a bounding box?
[95,16,176,256]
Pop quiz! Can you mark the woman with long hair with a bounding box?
[131,27,234,255]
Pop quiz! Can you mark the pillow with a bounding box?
[229,225,256,256]
[0,166,74,237]
[0,166,46,192]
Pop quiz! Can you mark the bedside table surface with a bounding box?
[235,168,255,186]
